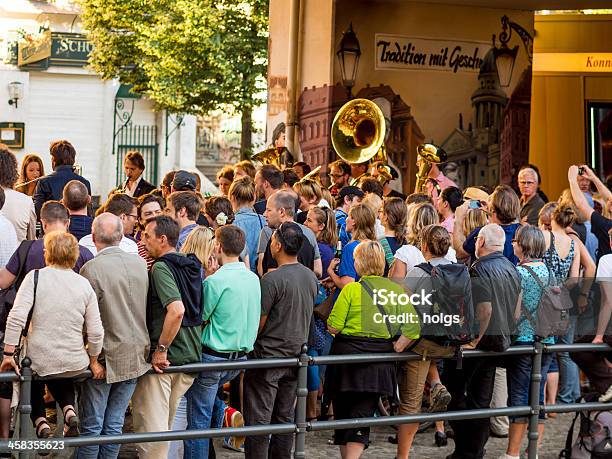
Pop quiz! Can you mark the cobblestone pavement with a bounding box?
[34,412,574,458]
[211,413,574,459]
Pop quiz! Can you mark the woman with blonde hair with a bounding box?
[390,202,456,278]
[0,231,103,438]
[181,226,217,277]
[361,192,385,238]
[463,208,488,237]
[293,179,323,224]
[327,240,419,459]
[327,204,376,290]
[15,154,45,196]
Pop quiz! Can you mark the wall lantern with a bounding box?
[336,23,361,99]
[8,81,24,108]
[493,15,533,87]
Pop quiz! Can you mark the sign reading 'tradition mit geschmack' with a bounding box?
[375,34,491,73]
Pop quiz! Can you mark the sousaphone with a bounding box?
[331,98,386,166]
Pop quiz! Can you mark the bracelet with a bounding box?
[3,351,14,357]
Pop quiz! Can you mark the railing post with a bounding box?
[294,345,309,459]
[527,341,543,459]
[18,357,32,459]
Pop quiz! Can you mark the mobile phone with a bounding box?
[578,166,585,176]
[468,200,482,209]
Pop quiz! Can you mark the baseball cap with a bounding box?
[172,170,197,191]
[338,186,365,201]
[463,187,490,202]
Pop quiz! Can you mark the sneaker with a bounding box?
[222,407,245,453]
[497,455,519,459]
[434,431,448,447]
[429,383,451,412]
[599,385,612,403]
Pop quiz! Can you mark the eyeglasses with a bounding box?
[329,173,344,179]
[519,181,536,186]
[127,214,139,219]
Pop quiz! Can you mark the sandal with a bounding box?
[35,418,52,457]
[62,406,80,437]
[35,418,51,439]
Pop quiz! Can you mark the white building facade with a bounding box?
[0,0,201,199]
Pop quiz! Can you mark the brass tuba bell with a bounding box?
[331,98,386,166]
[251,146,293,169]
[414,143,447,193]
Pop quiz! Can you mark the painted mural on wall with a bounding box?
[331,3,536,190]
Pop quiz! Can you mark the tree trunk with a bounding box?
[240,106,252,160]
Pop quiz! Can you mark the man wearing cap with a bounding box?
[371,161,406,200]
[335,186,364,248]
[172,170,198,193]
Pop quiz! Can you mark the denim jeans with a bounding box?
[76,378,137,459]
[184,353,243,459]
[168,397,187,459]
[557,316,581,403]
[506,350,552,423]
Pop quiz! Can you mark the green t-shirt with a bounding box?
[202,262,261,353]
[149,259,202,366]
[327,275,421,339]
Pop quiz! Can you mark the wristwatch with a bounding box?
[156,344,169,353]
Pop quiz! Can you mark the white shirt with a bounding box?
[394,244,457,271]
[596,254,612,282]
[124,176,142,197]
[79,234,138,256]
[375,218,385,239]
[2,188,36,242]
[0,213,18,268]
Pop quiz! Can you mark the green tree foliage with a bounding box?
[78,0,268,115]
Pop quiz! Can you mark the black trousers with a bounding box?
[442,357,497,459]
[31,379,75,423]
[571,335,612,395]
[243,366,297,459]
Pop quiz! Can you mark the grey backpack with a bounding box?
[522,264,572,338]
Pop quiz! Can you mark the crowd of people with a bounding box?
[0,138,611,459]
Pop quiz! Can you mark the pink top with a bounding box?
[425,172,458,200]
[441,215,455,235]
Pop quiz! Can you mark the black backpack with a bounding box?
[414,262,474,346]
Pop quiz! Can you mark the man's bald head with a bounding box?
[92,212,123,250]
[63,180,90,212]
[476,223,506,259]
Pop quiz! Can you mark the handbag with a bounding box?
[15,270,39,366]
[314,287,335,321]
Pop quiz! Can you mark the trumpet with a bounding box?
[414,144,447,193]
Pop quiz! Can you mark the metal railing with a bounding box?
[0,342,610,458]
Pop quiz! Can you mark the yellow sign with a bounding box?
[17,31,52,66]
[534,53,612,73]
